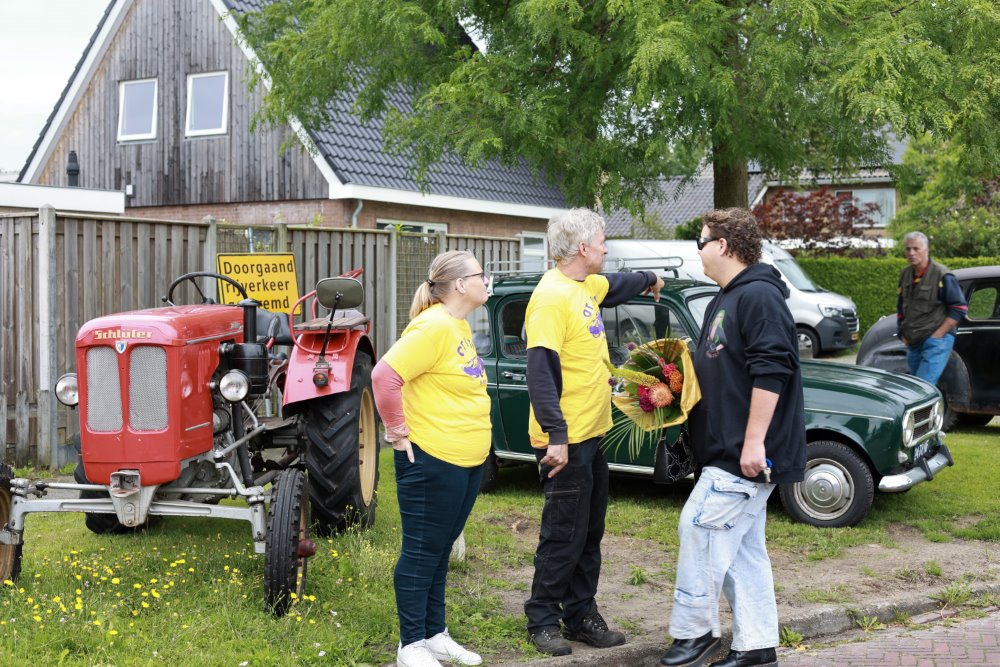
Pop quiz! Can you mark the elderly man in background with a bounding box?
[897,231,968,386]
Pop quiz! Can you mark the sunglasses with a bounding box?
[696,236,721,251]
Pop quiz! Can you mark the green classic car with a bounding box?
[466,271,955,528]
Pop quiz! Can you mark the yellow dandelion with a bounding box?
[151,590,160,599]
[141,601,150,609]
[33,615,41,622]
[93,620,102,626]
[108,629,118,636]
[2,580,12,586]
[133,583,142,589]
[111,578,120,585]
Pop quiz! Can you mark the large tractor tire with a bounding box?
[304,353,379,536]
[264,468,312,616]
[0,462,23,582]
[72,437,156,535]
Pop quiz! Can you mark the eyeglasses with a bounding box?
[459,271,490,283]
[696,236,721,251]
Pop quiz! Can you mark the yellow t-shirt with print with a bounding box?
[526,269,612,447]
[381,303,491,467]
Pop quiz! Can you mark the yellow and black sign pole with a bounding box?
[216,253,300,312]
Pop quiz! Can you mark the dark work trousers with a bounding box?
[394,442,483,647]
[524,436,609,633]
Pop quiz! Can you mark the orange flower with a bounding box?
[648,382,674,408]
[669,369,683,394]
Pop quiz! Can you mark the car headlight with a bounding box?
[219,370,250,403]
[819,305,843,318]
[55,373,79,406]
[902,411,915,446]
[932,398,945,432]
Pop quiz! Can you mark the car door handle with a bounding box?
[501,371,526,381]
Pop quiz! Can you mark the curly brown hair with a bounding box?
[703,208,762,266]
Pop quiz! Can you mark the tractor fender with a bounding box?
[282,331,375,410]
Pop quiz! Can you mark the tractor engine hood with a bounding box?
[77,305,244,347]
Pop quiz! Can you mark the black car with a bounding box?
[857,266,1000,430]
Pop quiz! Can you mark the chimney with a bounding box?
[67,151,80,187]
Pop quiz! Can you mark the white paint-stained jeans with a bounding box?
[668,466,778,651]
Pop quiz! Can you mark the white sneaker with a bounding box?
[425,629,482,666]
[397,641,444,667]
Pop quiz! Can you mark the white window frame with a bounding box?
[117,78,158,141]
[519,231,548,271]
[835,187,896,228]
[185,71,229,137]
[376,219,449,234]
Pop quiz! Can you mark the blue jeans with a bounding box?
[525,437,608,632]
[394,443,482,646]
[669,467,778,651]
[906,332,955,386]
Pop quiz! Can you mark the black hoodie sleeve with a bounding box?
[526,347,568,445]
[603,271,657,307]
[741,285,799,395]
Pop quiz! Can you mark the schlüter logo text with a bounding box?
[94,329,152,340]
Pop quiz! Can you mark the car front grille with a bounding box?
[843,308,859,333]
[86,345,168,432]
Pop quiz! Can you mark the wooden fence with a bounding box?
[0,208,519,469]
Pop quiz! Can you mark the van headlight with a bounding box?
[902,411,915,446]
[55,373,79,406]
[219,370,250,403]
[819,305,843,318]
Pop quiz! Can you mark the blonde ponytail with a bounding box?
[408,250,476,320]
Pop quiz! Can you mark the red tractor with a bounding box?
[0,271,379,615]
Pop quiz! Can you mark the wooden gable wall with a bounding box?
[34,0,329,207]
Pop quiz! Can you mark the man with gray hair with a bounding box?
[524,208,663,655]
[897,231,967,385]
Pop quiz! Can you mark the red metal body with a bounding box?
[76,305,244,485]
[283,329,365,407]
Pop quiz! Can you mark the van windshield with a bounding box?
[774,258,822,292]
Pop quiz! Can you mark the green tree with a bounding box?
[892,134,1000,257]
[236,1,1000,213]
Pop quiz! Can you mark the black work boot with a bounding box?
[708,648,778,667]
[659,631,721,666]
[529,626,572,656]
[563,610,627,648]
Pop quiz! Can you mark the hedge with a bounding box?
[796,256,1000,339]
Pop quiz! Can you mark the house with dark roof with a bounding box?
[19,0,566,243]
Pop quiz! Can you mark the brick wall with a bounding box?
[126,198,549,237]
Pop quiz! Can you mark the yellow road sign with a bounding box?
[216,253,299,312]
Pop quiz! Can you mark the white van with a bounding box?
[604,239,859,356]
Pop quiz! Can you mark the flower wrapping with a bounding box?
[605,338,701,456]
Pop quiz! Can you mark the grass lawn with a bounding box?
[1,422,997,664]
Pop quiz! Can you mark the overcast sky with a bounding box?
[0,0,109,173]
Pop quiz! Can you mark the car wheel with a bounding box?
[797,326,820,359]
[478,448,499,494]
[779,440,874,528]
[939,390,960,432]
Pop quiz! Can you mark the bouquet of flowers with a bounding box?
[604,338,701,457]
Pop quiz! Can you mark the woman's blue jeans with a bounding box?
[394,443,482,647]
[669,466,778,651]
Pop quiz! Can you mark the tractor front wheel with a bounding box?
[304,353,379,536]
[264,467,311,616]
[0,462,23,582]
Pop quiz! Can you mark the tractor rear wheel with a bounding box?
[264,468,311,616]
[0,462,23,582]
[304,353,379,536]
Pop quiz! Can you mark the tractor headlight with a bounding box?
[902,411,915,447]
[55,373,79,406]
[219,370,250,403]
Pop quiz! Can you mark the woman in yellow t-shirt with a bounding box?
[372,250,491,667]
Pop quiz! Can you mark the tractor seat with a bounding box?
[296,308,370,332]
[256,309,293,346]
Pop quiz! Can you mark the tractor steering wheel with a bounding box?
[164,272,249,306]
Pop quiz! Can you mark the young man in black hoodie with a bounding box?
[659,208,806,667]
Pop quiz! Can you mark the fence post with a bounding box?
[388,226,398,340]
[37,206,58,469]
[203,215,217,298]
[437,230,446,255]
[276,222,289,252]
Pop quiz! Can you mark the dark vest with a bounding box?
[899,260,950,345]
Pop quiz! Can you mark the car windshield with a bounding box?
[774,258,822,292]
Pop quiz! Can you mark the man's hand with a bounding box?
[392,436,415,463]
[645,275,665,302]
[739,440,767,479]
[540,443,569,478]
